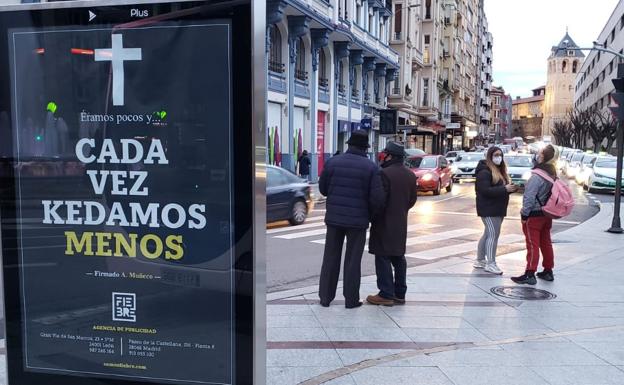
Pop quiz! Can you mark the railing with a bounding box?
[269,60,285,73]
[295,69,309,82]
[394,32,402,40]
[352,89,360,98]
[392,87,401,95]
[319,78,329,90]
[338,83,346,96]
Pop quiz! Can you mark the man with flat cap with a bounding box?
[367,141,417,306]
[318,129,386,308]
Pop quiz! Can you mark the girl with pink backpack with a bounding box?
[512,145,574,285]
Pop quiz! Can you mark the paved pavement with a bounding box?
[266,203,624,385]
[267,181,599,292]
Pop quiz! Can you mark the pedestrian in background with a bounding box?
[318,130,386,308]
[474,146,517,275]
[512,144,558,285]
[298,150,311,181]
[366,141,417,306]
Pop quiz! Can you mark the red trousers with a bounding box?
[522,216,554,272]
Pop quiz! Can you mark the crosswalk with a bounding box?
[267,215,527,261]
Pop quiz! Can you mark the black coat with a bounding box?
[369,160,417,256]
[475,160,510,217]
[319,147,386,229]
[298,154,311,175]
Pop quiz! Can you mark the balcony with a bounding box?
[294,70,310,99]
[338,83,347,105]
[351,88,361,104]
[319,78,330,104]
[268,60,286,93]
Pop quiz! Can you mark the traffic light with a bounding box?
[610,64,624,121]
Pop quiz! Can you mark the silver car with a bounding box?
[451,152,485,181]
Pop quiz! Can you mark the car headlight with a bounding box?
[422,173,434,181]
[522,171,532,180]
[594,173,609,180]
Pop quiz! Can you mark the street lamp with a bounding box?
[557,45,624,234]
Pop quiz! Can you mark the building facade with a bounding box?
[542,32,585,138]
[574,1,624,116]
[490,85,511,141]
[267,0,400,181]
[511,86,545,140]
[475,0,492,142]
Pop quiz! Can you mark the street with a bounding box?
[267,180,602,292]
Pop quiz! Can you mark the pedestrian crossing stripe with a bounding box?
[308,223,444,245]
[405,233,525,260]
[267,217,325,234]
[404,228,482,246]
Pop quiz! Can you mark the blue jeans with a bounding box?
[375,255,407,300]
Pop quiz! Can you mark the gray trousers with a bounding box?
[477,217,504,264]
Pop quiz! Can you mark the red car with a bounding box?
[406,155,454,195]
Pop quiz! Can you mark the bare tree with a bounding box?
[586,109,606,153]
[568,108,589,149]
[552,120,573,147]
[597,110,618,153]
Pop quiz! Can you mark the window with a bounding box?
[319,49,328,88]
[295,37,307,81]
[394,3,402,39]
[423,35,431,64]
[562,60,567,73]
[601,70,606,82]
[610,60,614,74]
[268,25,283,73]
[621,13,624,29]
[423,78,429,107]
[425,0,431,19]
[572,60,578,73]
[611,28,616,43]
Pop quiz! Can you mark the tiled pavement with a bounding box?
[267,203,624,385]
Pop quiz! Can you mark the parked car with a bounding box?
[564,152,586,178]
[575,154,598,186]
[406,155,453,195]
[266,165,314,225]
[444,150,464,164]
[585,157,624,193]
[505,155,533,188]
[451,152,485,181]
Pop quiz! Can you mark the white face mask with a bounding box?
[492,156,503,166]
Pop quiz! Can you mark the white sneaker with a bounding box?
[473,260,486,269]
[485,263,503,275]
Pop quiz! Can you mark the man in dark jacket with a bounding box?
[318,130,386,308]
[298,150,311,180]
[366,142,417,306]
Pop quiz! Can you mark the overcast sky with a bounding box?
[485,0,620,98]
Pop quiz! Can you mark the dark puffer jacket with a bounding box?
[475,160,510,218]
[319,147,386,229]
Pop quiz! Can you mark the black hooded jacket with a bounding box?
[475,160,510,218]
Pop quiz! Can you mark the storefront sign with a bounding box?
[360,118,372,130]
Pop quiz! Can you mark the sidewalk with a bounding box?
[268,204,624,385]
[310,182,326,204]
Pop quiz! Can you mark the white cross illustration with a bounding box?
[95,34,142,106]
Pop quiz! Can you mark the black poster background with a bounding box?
[7,21,234,385]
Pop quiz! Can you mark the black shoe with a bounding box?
[320,301,330,308]
[537,270,554,282]
[511,272,537,285]
[345,301,363,309]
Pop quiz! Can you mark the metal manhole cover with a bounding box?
[490,286,557,300]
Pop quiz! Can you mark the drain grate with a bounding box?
[490,286,557,300]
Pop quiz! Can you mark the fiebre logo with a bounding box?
[94,34,142,106]
[112,292,137,322]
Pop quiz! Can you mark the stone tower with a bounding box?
[543,32,585,138]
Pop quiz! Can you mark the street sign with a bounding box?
[0,1,264,384]
[445,122,461,129]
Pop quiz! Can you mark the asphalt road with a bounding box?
[266,179,603,292]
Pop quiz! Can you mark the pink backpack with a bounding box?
[531,168,575,219]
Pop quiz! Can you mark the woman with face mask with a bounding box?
[474,146,518,274]
[512,144,558,285]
